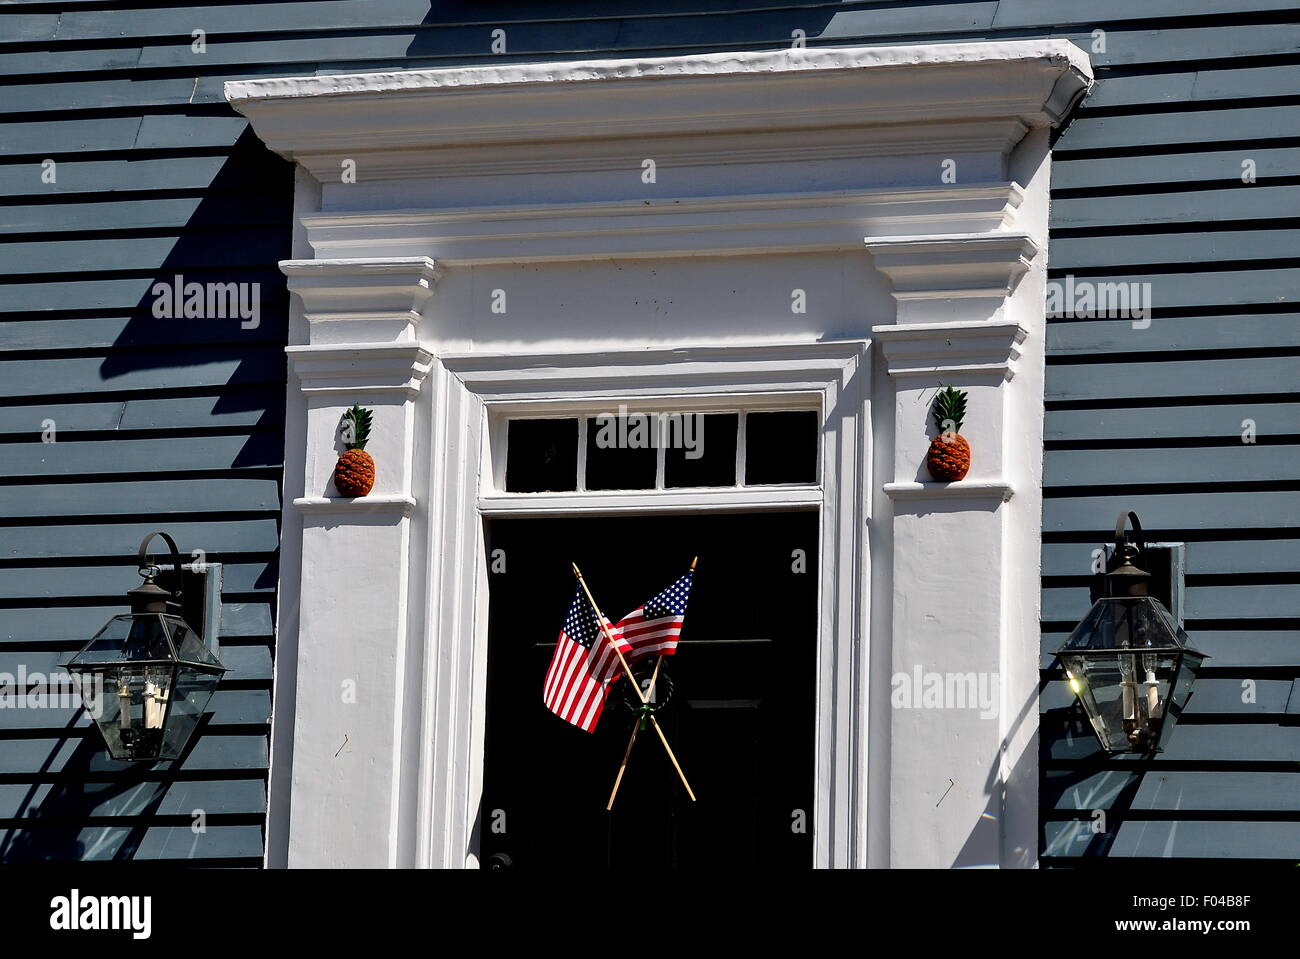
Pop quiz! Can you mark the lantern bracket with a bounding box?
[132,530,222,655]
[1112,510,1145,564]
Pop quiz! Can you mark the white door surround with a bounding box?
[227,41,1092,869]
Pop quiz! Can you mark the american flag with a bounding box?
[542,584,624,732]
[613,570,694,663]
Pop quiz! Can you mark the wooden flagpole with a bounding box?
[572,562,696,802]
[605,654,660,810]
[605,555,697,810]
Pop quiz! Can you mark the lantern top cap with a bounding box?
[1106,510,1151,597]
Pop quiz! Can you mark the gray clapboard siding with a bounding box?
[1047,319,1300,356]
[1,601,273,644]
[1043,631,1300,670]
[1054,147,1300,190]
[0,271,286,315]
[0,478,281,517]
[1043,584,1300,622]
[0,643,272,682]
[1046,357,1298,402]
[0,0,1288,47]
[1052,231,1300,270]
[1057,105,1300,153]
[0,733,267,775]
[0,195,287,234]
[1045,493,1296,533]
[1052,185,1300,229]
[0,433,282,475]
[1043,820,1300,860]
[1042,679,1293,716]
[0,689,269,729]
[1,22,1295,101]
[0,518,280,562]
[0,114,145,154]
[1046,724,1300,763]
[0,314,287,350]
[1043,540,1300,577]
[1108,821,1300,860]
[1044,446,1300,488]
[1046,403,1300,440]
[0,562,273,599]
[0,824,265,861]
[1045,771,1300,812]
[1086,64,1300,110]
[0,232,293,275]
[0,778,266,819]
[0,154,237,196]
[0,350,285,399]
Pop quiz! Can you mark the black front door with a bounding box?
[480,511,818,869]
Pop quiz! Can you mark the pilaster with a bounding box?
[870,232,1039,867]
[280,256,437,868]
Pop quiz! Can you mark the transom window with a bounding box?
[501,408,819,494]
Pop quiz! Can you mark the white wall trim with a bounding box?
[421,343,869,868]
[229,39,1093,870]
[298,186,1026,263]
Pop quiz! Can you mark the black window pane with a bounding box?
[745,410,818,485]
[664,413,738,488]
[585,416,657,490]
[505,419,578,492]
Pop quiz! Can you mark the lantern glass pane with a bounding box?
[171,620,222,669]
[160,664,222,759]
[1061,651,1180,753]
[1060,596,1187,653]
[66,610,227,762]
[1156,648,1206,751]
[1059,594,1207,754]
[70,614,174,666]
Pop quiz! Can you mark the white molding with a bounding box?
[883,480,1014,502]
[866,233,1040,301]
[282,256,442,344]
[285,343,435,395]
[872,320,1029,380]
[300,186,1026,263]
[293,494,418,516]
[225,42,1091,162]
[235,39,1094,871]
[416,341,871,869]
[479,487,822,516]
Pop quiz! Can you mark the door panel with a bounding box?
[480,511,818,869]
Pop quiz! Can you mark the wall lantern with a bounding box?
[65,532,228,762]
[1056,512,1207,754]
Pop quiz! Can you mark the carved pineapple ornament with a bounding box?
[925,385,971,482]
[334,404,376,497]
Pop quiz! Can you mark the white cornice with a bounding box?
[871,320,1028,379]
[282,256,441,344]
[866,233,1040,300]
[225,42,1092,165]
[286,343,435,395]
[301,186,1024,263]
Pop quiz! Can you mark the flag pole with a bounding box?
[572,562,696,802]
[606,654,661,810]
[604,555,697,811]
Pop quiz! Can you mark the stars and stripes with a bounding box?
[613,570,694,663]
[542,584,623,733]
